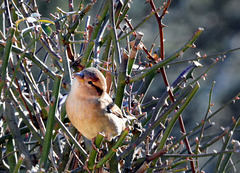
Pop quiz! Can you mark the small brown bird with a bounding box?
[66,67,126,141]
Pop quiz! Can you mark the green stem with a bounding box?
[149,83,200,169]
[3,44,57,79]
[5,99,32,170]
[63,1,95,42]
[6,139,16,173]
[13,154,24,173]
[128,28,204,83]
[127,32,144,75]
[0,27,15,94]
[214,115,240,173]
[198,81,216,152]
[81,1,109,67]
[159,83,199,150]
[119,7,162,41]
[8,89,43,145]
[162,150,237,158]
[55,116,88,159]
[88,133,104,170]
[109,0,121,67]
[115,50,128,107]
[96,128,129,168]
[40,75,62,168]
[116,2,130,28]
[119,84,197,160]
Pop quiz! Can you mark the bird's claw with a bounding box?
[91,138,99,152]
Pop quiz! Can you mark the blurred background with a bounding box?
[37,0,240,171]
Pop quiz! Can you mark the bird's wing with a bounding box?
[106,102,135,121]
[105,102,124,118]
[100,93,124,119]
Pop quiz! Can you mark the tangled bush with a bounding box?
[0,0,240,172]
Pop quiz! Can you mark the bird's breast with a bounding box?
[66,95,104,138]
[66,94,125,140]
[66,95,100,120]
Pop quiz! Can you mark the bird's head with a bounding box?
[72,67,107,98]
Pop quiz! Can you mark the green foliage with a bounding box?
[0,0,240,172]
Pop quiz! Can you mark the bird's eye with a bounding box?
[88,81,93,85]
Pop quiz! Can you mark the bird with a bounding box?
[65,67,126,141]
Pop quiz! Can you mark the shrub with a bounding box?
[0,0,240,172]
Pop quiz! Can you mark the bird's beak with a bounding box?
[74,72,84,82]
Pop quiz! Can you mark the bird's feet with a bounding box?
[91,138,100,152]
